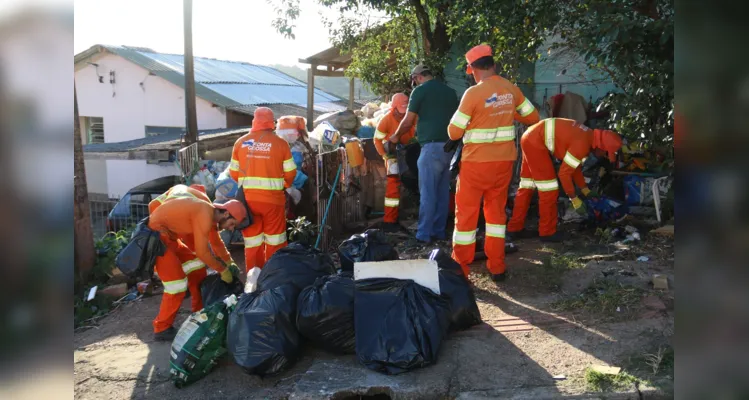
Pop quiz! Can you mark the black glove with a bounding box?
[444,139,461,153]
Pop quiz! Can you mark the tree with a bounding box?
[74,85,96,279]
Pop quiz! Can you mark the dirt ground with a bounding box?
[74,212,675,400]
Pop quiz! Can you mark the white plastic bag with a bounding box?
[244,267,261,294]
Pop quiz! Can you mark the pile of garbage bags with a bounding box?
[170,232,483,388]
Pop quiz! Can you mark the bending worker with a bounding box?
[148,191,246,340]
[448,44,539,282]
[507,118,623,241]
[374,93,415,230]
[230,107,296,273]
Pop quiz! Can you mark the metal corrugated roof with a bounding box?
[83,126,249,154]
[77,45,346,113]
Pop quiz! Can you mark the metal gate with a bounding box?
[316,148,365,252]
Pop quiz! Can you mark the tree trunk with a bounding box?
[74,85,96,280]
[409,0,434,55]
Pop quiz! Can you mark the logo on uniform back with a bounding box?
[241,139,272,152]
[484,92,514,108]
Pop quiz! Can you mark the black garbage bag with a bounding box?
[355,278,450,375]
[227,284,301,376]
[429,249,482,331]
[200,272,243,308]
[296,272,355,354]
[338,229,399,272]
[256,242,336,292]
[115,217,165,278]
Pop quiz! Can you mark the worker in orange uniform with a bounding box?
[448,44,540,282]
[507,118,623,242]
[373,93,416,230]
[276,115,314,153]
[148,196,246,340]
[229,107,297,274]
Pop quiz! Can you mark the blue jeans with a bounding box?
[416,142,454,242]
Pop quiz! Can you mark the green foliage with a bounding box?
[90,227,133,283]
[553,0,674,143]
[287,216,318,246]
[74,293,114,327]
[585,368,644,392]
[552,279,645,319]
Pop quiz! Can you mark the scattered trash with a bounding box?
[228,284,301,376]
[86,286,98,301]
[136,280,153,295]
[622,232,641,243]
[637,256,650,262]
[119,291,139,302]
[244,267,261,294]
[201,272,243,308]
[616,306,621,312]
[651,225,674,237]
[552,374,567,380]
[591,365,621,375]
[355,278,450,375]
[296,272,356,354]
[99,283,128,298]
[585,196,629,222]
[642,295,667,311]
[338,229,399,272]
[430,249,482,331]
[624,225,638,234]
[170,294,237,388]
[115,217,165,278]
[256,243,337,292]
[652,274,669,290]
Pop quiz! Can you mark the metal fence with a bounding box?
[316,148,366,252]
[88,197,149,240]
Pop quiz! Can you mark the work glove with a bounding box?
[220,268,234,284]
[571,197,587,216]
[227,262,240,276]
[581,187,599,199]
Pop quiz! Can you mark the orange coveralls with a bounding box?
[448,75,539,276]
[374,111,416,223]
[276,115,307,143]
[230,130,296,271]
[508,118,594,237]
[148,196,233,333]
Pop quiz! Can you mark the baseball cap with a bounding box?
[391,93,408,114]
[465,44,493,74]
[214,199,248,222]
[411,64,430,76]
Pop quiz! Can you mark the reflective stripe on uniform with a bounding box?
[374,130,387,140]
[283,157,297,172]
[485,223,506,238]
[181,258,205,275]
[264,232,287,246]
[450,111,471,129]
[519,178,536,189]
[452,229,477,245]
[535,179,559,192]
[516,98,535,117]
[563,152,582,169]
[229,158,240,171]
[238,176,284,191]
[163,278,188,294]
[244,234,264,248]
[544,119,555,152]
[463,126,515,144]
[384,197,400,208]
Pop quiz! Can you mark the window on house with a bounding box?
[145,126,185,137]
[86,117,104,143]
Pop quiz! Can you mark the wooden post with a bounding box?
[348,76,355,110]
[307,65,315,131]
[74,85,96,279]
[183,0,199,145]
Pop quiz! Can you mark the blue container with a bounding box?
[623,175,644,205]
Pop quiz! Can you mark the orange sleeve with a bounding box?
[281,140,296,189]
[209,228,232,263]
[229,139,241,182]
[513,86,540,126]
[572,167,587,191]
[558,137,590,198]
[192,207,227,273]
[373,117,391,156]
[448,90,474,140]
[148,188,171,214]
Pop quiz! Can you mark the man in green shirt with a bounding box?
[390,64,459,244]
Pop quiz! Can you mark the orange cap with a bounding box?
[214,199,248,222]
[251,107,275,132]
[391,93,408,114]
[465,44,493,74]
[189,184,207,194]
[594,129,623,162]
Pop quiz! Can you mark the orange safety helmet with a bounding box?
[251,107,276,132]
[465,44,493,74]
[593,129,623,162]
[213,199,248,222]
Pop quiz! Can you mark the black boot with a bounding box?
[505,242,519,254]
[540,232,565,243]
[381,222,401,233]
[154,326,177,342]
[506,229,537,241]
[491,272,506,282]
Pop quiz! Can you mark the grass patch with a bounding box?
[585,368,645,392]
[552,278,645,319]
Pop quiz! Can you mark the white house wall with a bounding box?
[75,52,226,143]
[105,160,179,198]
[83,159,108,196]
